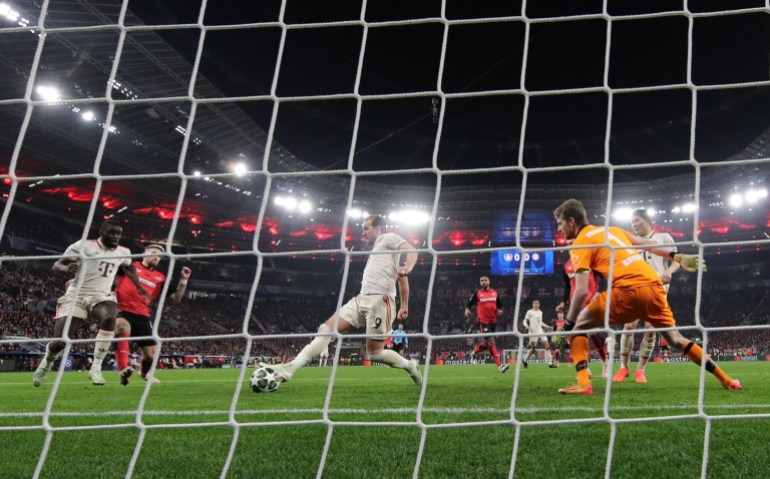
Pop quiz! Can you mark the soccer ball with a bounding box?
[250,366,281,393]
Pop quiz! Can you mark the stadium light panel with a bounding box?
[193,170,201,177]
[81,111,95,122]
[347,208,362,219]
[729,193,743,208]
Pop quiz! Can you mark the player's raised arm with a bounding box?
[169,266,192,303]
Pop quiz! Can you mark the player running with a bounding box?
[106,243,191,386]
[465,275,508,373]
[33,219,149,387]
[553,199,740,395]
[521,300,556,368]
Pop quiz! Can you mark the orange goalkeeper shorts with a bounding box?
[587,282,675,328]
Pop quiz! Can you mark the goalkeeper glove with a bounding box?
[671,253,706,273]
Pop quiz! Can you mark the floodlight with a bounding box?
[233,162,247,176]
[612,207,633,222]
[681,203,697,213]
[298,200,312,214]
[35,85,61,102]
[397,210,430,226]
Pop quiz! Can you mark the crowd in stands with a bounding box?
[2,203,769,372]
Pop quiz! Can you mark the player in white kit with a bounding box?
[521,300,556,368]
[264,214,422,385]
[613,208,680,384]
[33,219,149,387]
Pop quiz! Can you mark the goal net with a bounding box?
[1,0,769,478]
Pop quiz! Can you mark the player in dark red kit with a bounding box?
[465,275,508,373]
[99,244,191,385]
[556,258,610,378]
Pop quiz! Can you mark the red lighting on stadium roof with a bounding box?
[2,178,12,185]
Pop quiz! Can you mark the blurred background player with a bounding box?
[613,208,681,384]
[108,244,191,386]
[264,215,421,385]
[553,199,740,395]
[465,275,508,373]
[521,300,556,368]
[391,323,408,357]
[557,256,609,378]
[552,310,568,366]
[33,219,149,387]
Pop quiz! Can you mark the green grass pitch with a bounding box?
[1,361,768,478]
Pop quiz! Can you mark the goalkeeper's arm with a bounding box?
[628,235,705,273]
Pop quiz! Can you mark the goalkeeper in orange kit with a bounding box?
[553,199,741,395]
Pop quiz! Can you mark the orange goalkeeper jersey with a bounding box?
[570,225,661,289]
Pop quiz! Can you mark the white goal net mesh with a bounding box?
[1,0,769,478]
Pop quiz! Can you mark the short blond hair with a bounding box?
[554,199,588,226]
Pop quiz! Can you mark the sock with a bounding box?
[115,332,130,371]
[544,349,553,364]
[91,330,114,371]
[572,336,591,386]
[526,345,539,362]
[292,324,333,370]
[42,344,63,369]
[683,341,732,387]
[638,335,656,370]
[620,333,634,369]
[368,349,409,369]
[590,334,607,362]
[490,344,502,367]
[140,356,152,377]
[553,350,560,361]
[473,344,487,355]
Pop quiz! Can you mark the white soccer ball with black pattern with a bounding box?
[250,366,281,393]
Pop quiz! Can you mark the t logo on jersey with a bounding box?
[98,261,116,278]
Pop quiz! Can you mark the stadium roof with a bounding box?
[0,0,768,251]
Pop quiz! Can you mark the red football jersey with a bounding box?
[115,261,167,316]
[564,259,599,308]
[468,288,501,324]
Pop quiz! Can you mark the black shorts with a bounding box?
[478,322,497,338]
[392,342,405,353]
[660,344,671,351]
[120,311,156,347]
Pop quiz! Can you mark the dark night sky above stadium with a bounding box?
[126,0,770,185]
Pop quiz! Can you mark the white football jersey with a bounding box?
[360,233,405,297]
[63,239,131,295]
[523,309,545,333]
[640,231,676,292]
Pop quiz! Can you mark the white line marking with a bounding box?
[2,403,770,419]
